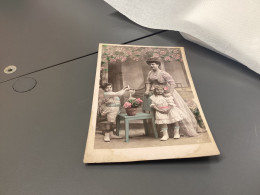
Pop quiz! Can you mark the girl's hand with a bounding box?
[163,109,170,114]
[152,105,160,111]
[158,110,167,114]
[157,109,166,114]
[160,107,171,114]
[156,107,166,113]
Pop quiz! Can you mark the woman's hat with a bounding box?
[146,58,161,66]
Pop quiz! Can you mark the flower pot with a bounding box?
[125,107,137,116]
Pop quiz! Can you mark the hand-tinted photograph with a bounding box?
[84,44,219,163]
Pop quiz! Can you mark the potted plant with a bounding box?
[123,98,143,116]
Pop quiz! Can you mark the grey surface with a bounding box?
[1,30,260,195]
[0,0,157,83]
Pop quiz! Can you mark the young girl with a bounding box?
[100,83,130,142]
[150,85,187,141]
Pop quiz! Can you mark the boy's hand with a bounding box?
[124,86,130,91]
[101,110,108,116]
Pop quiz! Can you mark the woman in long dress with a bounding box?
[144,59,204,137]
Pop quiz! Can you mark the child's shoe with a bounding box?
[160,130,169,141]
[104,132,110,142]
[109,131,122,139]
[173,127,180,139]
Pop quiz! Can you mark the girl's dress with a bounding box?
[150,95,186,124]
[147,70,201,136]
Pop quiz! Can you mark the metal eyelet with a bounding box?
[4,65,17,74]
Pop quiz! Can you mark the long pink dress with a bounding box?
[147,70,200,137]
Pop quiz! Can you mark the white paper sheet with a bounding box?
[105,0,260,74]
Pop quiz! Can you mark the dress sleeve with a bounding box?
[146,71,152,84]
[149,95,156,107]
[165,96,176,106]
[162,71,176,87]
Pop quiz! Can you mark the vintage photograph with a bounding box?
[84,44,219,163]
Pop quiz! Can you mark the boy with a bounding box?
[100,83,130,142]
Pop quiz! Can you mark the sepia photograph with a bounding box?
[84,44,219,163]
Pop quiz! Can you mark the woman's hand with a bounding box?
[144,91,150,96]
[145,83,151,95]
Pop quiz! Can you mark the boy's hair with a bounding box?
[101,83,112,90]
[153,85,164,95]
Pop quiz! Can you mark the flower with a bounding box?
[121,56,127,62]
[116,47,123,52]
[110,58,116,63]
[136,98,143,104]
[152,53,160,58]
[175,54,181,60]
[123,102,132,108]
[103,45,182,64]
[134,52,141,56]
[160,50,166,55]
[164,56,171,61]
[173,49,179,54]
[124,98,143,108]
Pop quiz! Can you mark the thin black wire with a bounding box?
[1,30,168,84]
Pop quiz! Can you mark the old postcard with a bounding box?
[84,44,220,163]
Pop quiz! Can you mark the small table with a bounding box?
[116,112,158,142]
